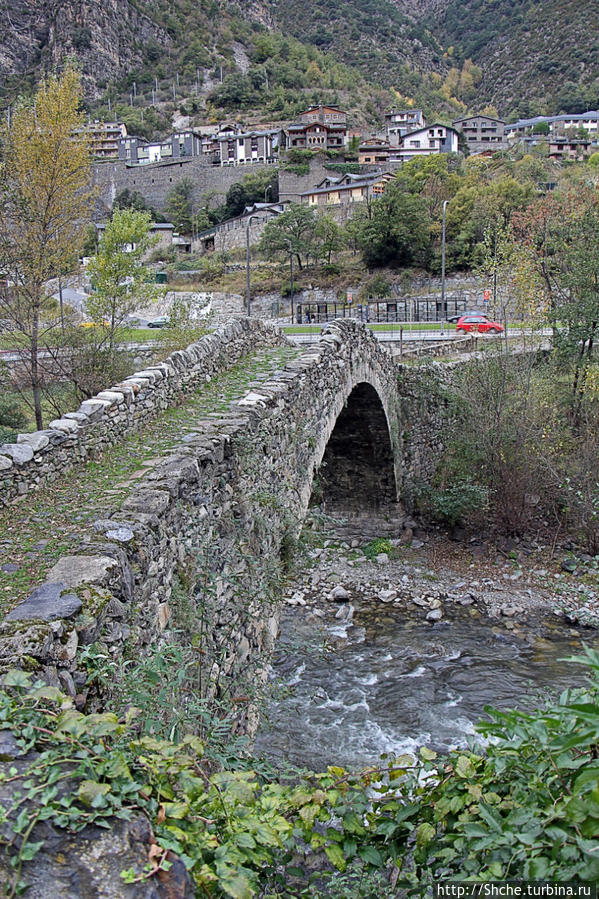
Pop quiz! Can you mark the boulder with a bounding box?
[0,444,33,465]
[6,583,82,622]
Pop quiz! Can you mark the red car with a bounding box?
[455,314,504,334]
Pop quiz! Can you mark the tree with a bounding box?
[113,188,163,222]
[258,204,318,270]
[313,214,342,264]
[353,185,431,269]
[217,171,279,222]
[166,179,195,235]
[0,68,92,429]
[513,186,599,421]
[86,209,159,351]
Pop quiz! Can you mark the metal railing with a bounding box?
[294,296,474,324]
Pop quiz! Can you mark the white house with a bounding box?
[395,124,459,161]
[216,129,283,166]
[505,111,599,139]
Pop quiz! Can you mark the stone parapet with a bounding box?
[0,319,286,505]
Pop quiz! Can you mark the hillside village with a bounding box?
[87,102,599,259]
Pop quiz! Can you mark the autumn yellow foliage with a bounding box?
[0,67,93,428]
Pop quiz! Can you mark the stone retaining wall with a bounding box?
[0,319,286,505]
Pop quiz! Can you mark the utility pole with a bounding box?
[245,215,259,316]
[493,223,498,314]
[441,199,448,330]
[287,239,294,323]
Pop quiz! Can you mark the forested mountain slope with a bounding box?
[1,0,597,125]
[425,0,599,118]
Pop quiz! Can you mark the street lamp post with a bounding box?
[286,239,294,323]
[245,215,259,317]
[441,199,448,334]
[264,185,272,204]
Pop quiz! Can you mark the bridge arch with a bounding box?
[0,318,450,738]
[287,324,404,524]
[314,381,398,513]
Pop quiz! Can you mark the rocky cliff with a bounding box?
[1,0,597,131]
[0,0,170,101]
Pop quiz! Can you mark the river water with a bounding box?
[255,598,591,772]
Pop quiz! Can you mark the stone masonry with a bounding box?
[0,319,457,894]
[0,319,286,504]
[0,320,452,728]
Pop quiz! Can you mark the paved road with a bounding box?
[288,328,470,344]
[285,327,551,344]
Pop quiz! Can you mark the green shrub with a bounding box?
[3,650,599,894]
[0,395,28,439]
[0,425,17,443]
[417,482,489,528]
[362,537,393,559]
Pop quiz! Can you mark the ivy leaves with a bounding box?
[4,655,599,895]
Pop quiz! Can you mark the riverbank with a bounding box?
[255,516,598,770]
[289,516,599,628]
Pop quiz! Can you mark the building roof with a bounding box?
[96,222,175,231]
[452,115,505,126]
[217,128,282,141]
[550,136,592,145]
[299,105,343,115]
[506,111,599,129]
[400,123,459,140]
[385,108,423,117]
[242,202,287,215]
[359,138,390,148]
[287,122,346,133]
[300,174,393,197]
[120,134,148,145]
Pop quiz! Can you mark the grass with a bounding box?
[120,327,165,342]
[0,326,165,351]
[0,345,299,617]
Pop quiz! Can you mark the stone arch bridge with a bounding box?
[1,319,449,720]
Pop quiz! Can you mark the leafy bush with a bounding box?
[0,395,28,438]
[71,27,92,50]
[362,537,393,559]
[434,353,565,536]
[282,163,311,176]
[417,482,489,528]
[3,650,599,894]
[0,425,18,443]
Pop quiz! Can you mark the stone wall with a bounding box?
[278,157,331,201]
[0,319,286,504]
[92,157,278,218]
[0,322,453,730]
[92,155,343,227]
